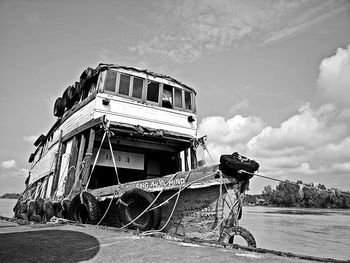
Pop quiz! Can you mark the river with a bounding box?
[1,200,349,260]
[240,206,350,261]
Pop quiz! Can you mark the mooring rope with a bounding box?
[239,170,350,198]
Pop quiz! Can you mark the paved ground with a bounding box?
[0,219,314,263]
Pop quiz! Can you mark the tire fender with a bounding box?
[43,201,55,221]
[53,97,64,117]
[69,192,100,224]
[222,226,257,248]
[118,189,162,231]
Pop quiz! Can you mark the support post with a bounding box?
[81,128,95,188]
[64,136,79,196]
[184,148,189,171]
[51,130,64,196]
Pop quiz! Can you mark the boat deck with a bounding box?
[0,218,316,263]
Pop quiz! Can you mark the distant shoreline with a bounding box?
[0,193,20,199]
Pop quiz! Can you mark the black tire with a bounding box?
[118,189,162,231]
[30,214,42,223]
[53,97,64,117]
[55,199,70,219]
[43,201,55,221]
[35,198,45,217]
[222,226,256,248]
[72,81,81,102]
[27,200,36,219]
[220,152,259,180]
[62,86,75,108]
[69,192,100,224]
[19,200,28,214]
[80,67,94,89]
[18,213,28,221]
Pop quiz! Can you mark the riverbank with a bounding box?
[1,217,348,263]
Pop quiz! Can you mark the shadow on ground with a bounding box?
[0,229,100,263]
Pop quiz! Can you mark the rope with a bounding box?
[239,170,350,198]
[107,135,120,185]
[96,189,117,226]
[141,172,194,236]
[85,131,107,190]
[120,172,183,229]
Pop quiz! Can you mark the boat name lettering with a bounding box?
[136,178,186,190]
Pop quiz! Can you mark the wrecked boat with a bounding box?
[13,63,259,246]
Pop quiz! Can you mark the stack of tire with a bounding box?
[53,67,94,118]
[14,198,55,222]
[219,152,259,180]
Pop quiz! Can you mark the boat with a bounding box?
[13,63,259,246]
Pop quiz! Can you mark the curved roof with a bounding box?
[95,63,197,94]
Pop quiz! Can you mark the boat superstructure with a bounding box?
[14,64,258,245]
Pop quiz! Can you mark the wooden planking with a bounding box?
[28,143,58,185]
[81,129,96,188]
[48,99,96,149]
[62,116,104,143]
[56,140,73,198]
[64,136,79,196]
[51,130,64,196]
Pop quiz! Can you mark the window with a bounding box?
[185,91,192,110]
[104,70,117,92]
[119,74,130,96]
[162,84,173,108]
[147,81,159,102]
[174,88,182,108]
[132,77,143,99]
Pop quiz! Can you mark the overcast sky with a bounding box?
[0,0,350,195]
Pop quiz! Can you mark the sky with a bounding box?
[0,0,350,195]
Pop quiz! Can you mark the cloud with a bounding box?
[315,44,350,110]
[198,45,350,192]
[263,1,350,44]
[131,0,349,62]
[23,135,38,143]
[198,115,265,145]
[16,168,28,177]
[1,160,16,169]
[229,100,250,116]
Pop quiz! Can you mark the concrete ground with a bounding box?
[0,219,314,263]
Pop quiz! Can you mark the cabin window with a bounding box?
[162,84,173,108]
[147,81,159,103]
[104,70,117,92]
[174,88,182,108]
[119,74,130,96]
[185,91,192,110]
[132,77,143,99]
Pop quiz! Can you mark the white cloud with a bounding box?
[198,115,265,146]
[229,100,250,116]
[23,135,38,143]
[1,160,16,169]
[16,168,28,177]
[316,44,350,110]
[131,0,349,62]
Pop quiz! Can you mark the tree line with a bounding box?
[245,181,350,209]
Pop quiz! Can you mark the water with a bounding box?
[240,206,350,261]
[0,199,17,218]
[1,200,349,260]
